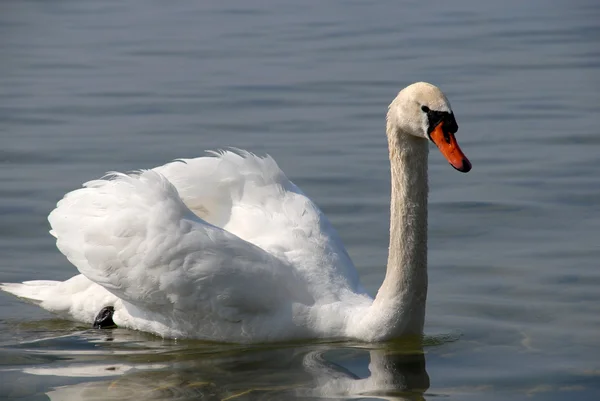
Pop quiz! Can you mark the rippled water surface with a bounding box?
[1,0,599,399]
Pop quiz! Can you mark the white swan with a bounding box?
[1,82,471,342]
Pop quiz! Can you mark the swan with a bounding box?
[1,82,471,342]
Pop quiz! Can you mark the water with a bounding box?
[1,0,599,399]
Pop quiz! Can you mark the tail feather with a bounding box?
[0,280,61,304]
[1,275,119,324]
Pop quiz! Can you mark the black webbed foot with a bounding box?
[93,306,117,329]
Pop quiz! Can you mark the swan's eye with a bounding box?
[421,105,430,113]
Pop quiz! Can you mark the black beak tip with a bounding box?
[453,158,472,173]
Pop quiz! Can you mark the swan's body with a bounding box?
[1,82,471,342]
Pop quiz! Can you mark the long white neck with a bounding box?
[356,122,429,340]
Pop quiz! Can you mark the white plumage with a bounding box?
[7,151,371,341]
[1,82,471,342]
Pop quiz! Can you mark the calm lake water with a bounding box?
[1,0,599,399]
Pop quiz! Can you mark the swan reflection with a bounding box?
[11,330,429,400]
[302,348,429,400]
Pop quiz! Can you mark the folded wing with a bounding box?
[48,170,312,324]
[154,151,361,299]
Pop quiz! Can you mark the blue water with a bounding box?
[1,0,599,399]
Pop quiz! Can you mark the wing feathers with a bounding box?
[48,169,311,322]
[155,151,360,296]
[46,151,358,335]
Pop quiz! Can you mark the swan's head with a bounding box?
[387,82,471,173]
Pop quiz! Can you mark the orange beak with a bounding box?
[429,121,472,173]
